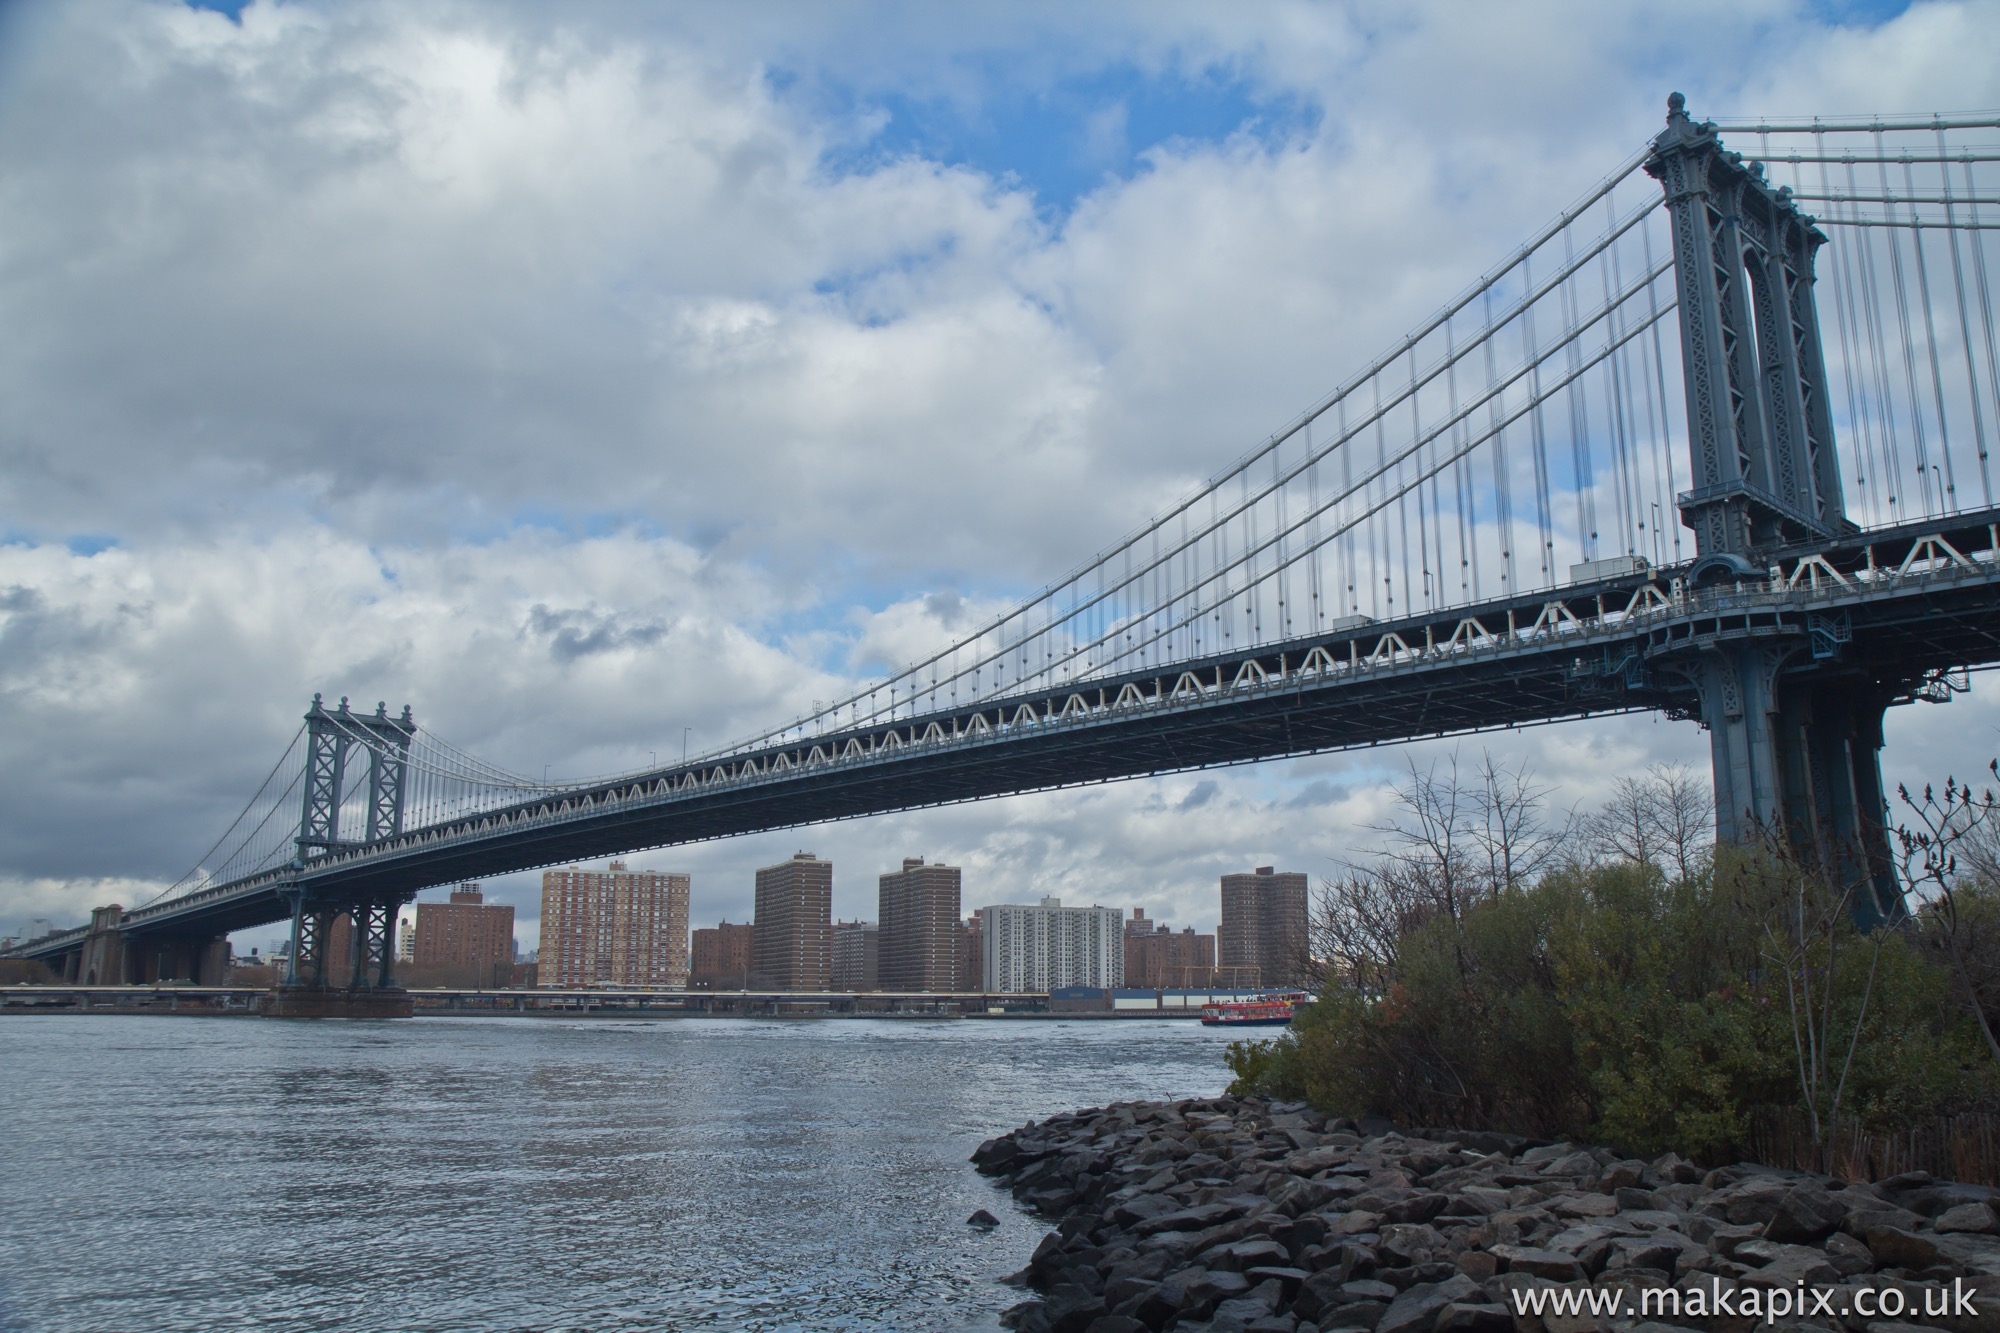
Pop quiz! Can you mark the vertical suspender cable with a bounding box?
[1339,397,1356,618]
[1403,347,1422,613]
[1820,148,1881,525]
[1522,252,1557,585]
[1638,218,1678,564]
[1446,313,1476,601]
[1484,285,1519,589]
[1601,213,1640,556]
[1562,229,1599,563]
[1964,160,2000,507]
[1852,159,1906,516]
[1876,142,1937,514]
[1936,134,2000,508]
[1905,159,1960,512]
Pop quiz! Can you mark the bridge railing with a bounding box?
[240,518,2000,881]
[19,508,1996,951]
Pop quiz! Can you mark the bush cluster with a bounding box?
[1227,758,1999,1164]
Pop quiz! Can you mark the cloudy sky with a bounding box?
[3,0,1999,951]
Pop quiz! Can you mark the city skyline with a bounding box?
[376,852,1275,979]
[387,849,1268,955]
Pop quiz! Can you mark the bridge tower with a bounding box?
[1647,93,1897,920]
[278,695,417,1007]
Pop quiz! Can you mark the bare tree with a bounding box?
[1584,762,1712,881]
[1895,769,2000,1069]
[1651,762,1714,884]
[1470,754,1580,890]
[1310,750,1569,994]
[1755,851,1885,1155]
[1589,776,1657,868]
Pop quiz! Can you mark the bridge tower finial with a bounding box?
[296,693,418,864]
[1646,93,1849,560]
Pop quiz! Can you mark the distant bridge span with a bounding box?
[17,509,2000,974]
[12,98,2000,998]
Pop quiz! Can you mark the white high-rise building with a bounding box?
[980,897,1123,993]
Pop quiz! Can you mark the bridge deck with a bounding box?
[14,508,2000,958]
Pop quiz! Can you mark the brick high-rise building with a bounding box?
[1218,866,1309,988]
[832,920,879,992]
[957,911,983,992]
[540,861,691,988]
[1125,920,1218,988]
[689,921,754,989]
[877,857,961,992]
[415,884,516,985]
[753,852,832,990]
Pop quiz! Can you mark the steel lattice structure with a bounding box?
[14,97,2000,982]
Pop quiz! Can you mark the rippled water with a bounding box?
[0,1014,1241,1332]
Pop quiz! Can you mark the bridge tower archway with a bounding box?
[1648,94,1898,921]
[276,695,419,1012]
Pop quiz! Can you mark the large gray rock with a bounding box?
[1385,1194,1453,1224]
[1868,1226,1946,1271]
[1452,1187,1511,1216]
[1763,1185,1848,1243]
[1520,1145,1582,1166]
[1184,1269,1256,1312]
[1489,1245,1587,1282]
[1937,1204,2000,1236]
[1935,1233,2000,1278]
[1721,1179,1794,1227]
[1041,1282,1107,1333]
[1212,1278,1287,1323]
[1603,1236,1693,1275]
[1241,1316,1301,1333]
[1208,1239,1296,1273]
[1541,1152,1601,1180]
[1826,1231,1877,1276]
[1110,1193,1178,1227]
[1331,1211,1386,1237]
[1434,1302,1516,1333]
[1375,1275,1480,1333]
[1553,1194,1621,1220]
[1291,1274,1395,1328]
[1845,1205,1930,1239]
[1736,1247,1838,1289]
[1138,1202,1246,1235]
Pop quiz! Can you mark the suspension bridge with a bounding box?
[14,96,2000,1008]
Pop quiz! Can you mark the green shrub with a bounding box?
[1233,767,1998,1163]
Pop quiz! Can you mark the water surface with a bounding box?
[0,1014,1240,1332]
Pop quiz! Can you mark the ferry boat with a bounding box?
[1199,991,1309,1027]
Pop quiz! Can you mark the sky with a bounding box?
[3,0,1999,953]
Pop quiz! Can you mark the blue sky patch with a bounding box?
[804,59,1318,215]
[1804,0,1913,24]
[184,0,250,21]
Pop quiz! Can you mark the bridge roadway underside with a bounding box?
[25,509,2000,955]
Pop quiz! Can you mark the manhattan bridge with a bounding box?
[14,97,2000,1007]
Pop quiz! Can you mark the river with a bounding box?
[0,1014,1243,1332]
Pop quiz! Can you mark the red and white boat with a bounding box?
[1199,991,1309,1027]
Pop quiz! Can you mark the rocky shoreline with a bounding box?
[970,1096,2000,1333]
